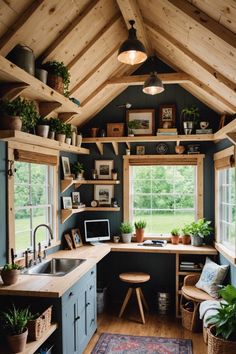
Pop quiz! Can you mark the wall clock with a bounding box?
[156,143,169,154]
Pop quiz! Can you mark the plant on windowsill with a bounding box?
[188,218,213,246]
[134,220,147,243]
[71,162,84,180]
[181,225,191,245]
[120,222,133,243]
[180,106,200,135]
[206,284,236,354]
[42,61,71,97]
[0,305,34,353]
[170,228,180,245]
[0,263,22,286]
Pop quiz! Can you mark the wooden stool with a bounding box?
[119,272,150,324]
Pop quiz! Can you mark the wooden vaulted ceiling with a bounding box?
[0,0,235,127]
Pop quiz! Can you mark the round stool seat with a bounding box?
[119,272,150,284]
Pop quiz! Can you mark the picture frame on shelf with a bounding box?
[95,160,114,180]
[64,234,73,250]
[72,192,80,205]
[159,104,176,128]
[136,145,145,155]
[62,196,72,209]
[71,228,83,248]
[107,123,124,137]
[61,156,71,178]
[94,185,114,206]
[126,109,155,135]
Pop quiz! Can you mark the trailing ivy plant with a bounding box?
[42,61,71,97]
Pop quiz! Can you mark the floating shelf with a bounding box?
[61,179,120,193]
[61,207,120,223]
[0,130,89,155]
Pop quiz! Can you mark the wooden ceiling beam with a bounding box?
[67,13,120,71]
[107,73,191,85]
[116,0,152,55]
[0,0,44,56]
[167,0,236,49]
[40,0,100,62]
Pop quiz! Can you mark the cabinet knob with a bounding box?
[91,271,94,275]
[89,285,93,290]
[86,302,90,307]
[69,292,74,297]
[75,315,80,321]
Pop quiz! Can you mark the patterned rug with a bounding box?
[91,333,192,354]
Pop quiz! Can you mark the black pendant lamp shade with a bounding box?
[117,20,147,65]
[143,71,164,95]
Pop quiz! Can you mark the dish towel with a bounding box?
[199,299,222,327]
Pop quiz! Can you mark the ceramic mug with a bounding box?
[113,236,120,243]
[200,121,209,129]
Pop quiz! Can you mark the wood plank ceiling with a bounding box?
[0,0,235,127]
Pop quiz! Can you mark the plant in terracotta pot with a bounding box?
[42,61,70,97]
[71,162,84,180]
[134,220,147,243]
[170,228,180,245]
[206,284,236,354]
[180,106,200,135]
[188,218,213,246]
[120,222,133,243]
[181,224,191,245]
[0,263,22,286]
[0,305,34,353]
[35,116,50,138]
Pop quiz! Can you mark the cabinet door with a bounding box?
[62,290,79,354]
[86,268,97,338]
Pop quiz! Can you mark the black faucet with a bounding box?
[33,224,53,264]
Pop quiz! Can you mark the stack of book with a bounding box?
[156,128,178,135]
[196,129,213,134]
[179,261,201,271]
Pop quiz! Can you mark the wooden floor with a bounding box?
[84,306,207,354]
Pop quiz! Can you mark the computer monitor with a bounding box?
[84,219,110,245]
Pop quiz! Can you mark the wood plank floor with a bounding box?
[84,307,207,354]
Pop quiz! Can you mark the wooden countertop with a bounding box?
[0,242,217,298]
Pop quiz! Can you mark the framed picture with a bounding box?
[71,228,83,248]
[159,105,176,128]
[95,160,114,180]
[62,196,72,209]
[61,156,71,178]
[136,145,145,155]
[94,185,114,206]
[126,109,155,135]
[72,192,80,205]
[64,234,73,250]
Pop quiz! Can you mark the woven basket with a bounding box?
[47,74,64,94]
[207,326,236,354]
[181,302,194,331]
[27,306,52,340]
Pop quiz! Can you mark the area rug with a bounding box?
[91,333,192,353]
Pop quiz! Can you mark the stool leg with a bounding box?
[136,287,145,324]
[191,302,200,332]
[119,287,133,318]
[139,288,149,311]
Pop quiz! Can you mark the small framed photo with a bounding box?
[94,185,114,206]
[72,192,80,205]
[159,104,176,128]
[64,234,73,250]
[71,228,83,248]
[62,196,72,209]
[61,156,71,178]
[126,109,155,135]
[95,160,114,180]
[136,146,145,155]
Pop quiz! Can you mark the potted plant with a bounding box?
[42,61,70,97]
[71,162,84,180]
[65,124,72,145]
[180,106,200,134]
[0,97,39,132]
[120,222,133,243]
[170,228,180,245]
[206,284,236,354]
[35,116,50,138]
[111,168,118,180]
[134,220,147,243]
[0,305,34,353]
[188,218,213,246]
[127,120,140,136]
[0,263,22,285]
[181,224,191,245]
[49,118,67,143]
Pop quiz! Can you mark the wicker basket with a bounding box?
[181,302,194,331]
[207,326,236,354]
[27,306,52,340]
[47,74,64,94]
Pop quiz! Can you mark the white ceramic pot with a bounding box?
[121,233,132,243]
[77,134,82,147]
[66,137,71,145]
[36,125,49,138]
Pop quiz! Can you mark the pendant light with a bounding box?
[143,71,164,95]
[117,20,147,65]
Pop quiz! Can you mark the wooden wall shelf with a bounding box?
[61,179,120,193]
[61,207,120,223]
[0,130,89,155]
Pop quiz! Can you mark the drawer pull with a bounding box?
[69,292,74,297]
[91,271,94,275]
[86,302,90,307]
[75,315,80,321]
[89,285,93,290]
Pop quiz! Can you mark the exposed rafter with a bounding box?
[107,73,191,85]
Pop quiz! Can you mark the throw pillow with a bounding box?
[195,257,229,298]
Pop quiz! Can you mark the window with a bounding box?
[130,165,196,234]
[123,155,204,236]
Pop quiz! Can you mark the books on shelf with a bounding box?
[156,128,178,136]
[179,261,202,271]
[196,129,213,134]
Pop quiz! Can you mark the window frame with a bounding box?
[123,154,204,236]
[7,141,59,261]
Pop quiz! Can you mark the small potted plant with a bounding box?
[120,222,133,243]
[111,168,118,180]
[206,284,236,354]
[127,120,140,136]
[1,263,22,285]
[170,228,180,245]
[134,220,147,243]
[1,305,34,353]
[188,218,213,246]
[180,106,200,135]
[71,162,84,180]
[42,61,70,97]
[35,116,50,138]
[65,124,72,145]
[181,224,191,245]
[49,118,67,143]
